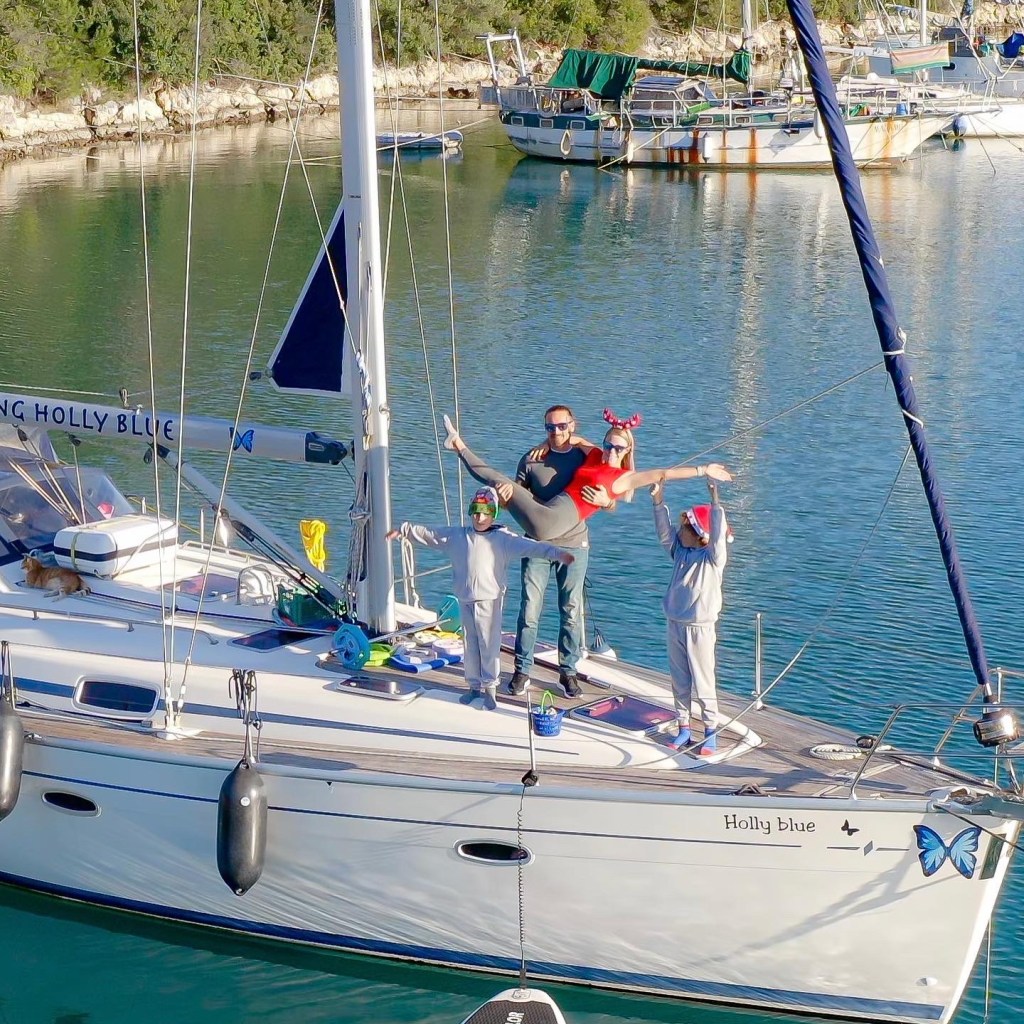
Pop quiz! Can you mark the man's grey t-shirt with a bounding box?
[515,446,588,548]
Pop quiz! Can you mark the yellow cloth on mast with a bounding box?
[299,519,328,571]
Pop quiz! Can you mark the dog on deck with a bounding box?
[20,555,90,597]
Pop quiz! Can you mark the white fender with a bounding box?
[559,128,572,158]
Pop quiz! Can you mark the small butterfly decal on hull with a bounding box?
[913,825,981,879]
[841,819,860,836]
[231,427,255,453]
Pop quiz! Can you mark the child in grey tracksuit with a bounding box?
[652,476,731,755]
[389,487,574,710]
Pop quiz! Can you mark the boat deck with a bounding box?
[20,645,980,803]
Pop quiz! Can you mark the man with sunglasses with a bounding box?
[497,404,609,699]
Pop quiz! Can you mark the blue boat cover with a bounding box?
[998,32,1024,58]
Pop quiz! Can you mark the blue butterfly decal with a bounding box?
[231,428,255,453]
[913,824,981,879]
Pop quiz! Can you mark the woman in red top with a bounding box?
[441,413,732,542]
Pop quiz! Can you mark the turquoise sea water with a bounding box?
[0,113,1021,1021]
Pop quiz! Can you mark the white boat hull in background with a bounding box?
[498,112,949,168]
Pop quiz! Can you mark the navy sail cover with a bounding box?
[268,204,347,395]
[785,0,992,694]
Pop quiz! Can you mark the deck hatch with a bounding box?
[569,694,676,736]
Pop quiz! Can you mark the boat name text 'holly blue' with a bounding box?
[724,814,817,835]
[0,397,175,442]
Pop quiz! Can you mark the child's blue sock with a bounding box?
[698,731,718,756]
[667,722,691,750]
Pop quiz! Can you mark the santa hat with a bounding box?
[685,504,734,543]
[468,486,499,519]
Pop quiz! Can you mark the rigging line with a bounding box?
[179,0,329,676]
[370,0,404,296]
[132,0,172,683]
[935,804,1024,859]
[515,784,530,988]
[367,0,454,524]
[166,0,205,727]
[0,382,116,398]
[670,358,884,468]
[431,0,466,524]
[748,443,915,703]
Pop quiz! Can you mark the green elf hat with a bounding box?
[468,486,499,519]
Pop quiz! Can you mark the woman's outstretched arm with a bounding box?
[613,462,732,495]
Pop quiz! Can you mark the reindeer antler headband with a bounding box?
[603,408,643,431]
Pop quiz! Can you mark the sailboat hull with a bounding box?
[497,111,949,168]
[2,731,1013,1024]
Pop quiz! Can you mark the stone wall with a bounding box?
[1,6,1018,162]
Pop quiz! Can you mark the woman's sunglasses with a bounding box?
[602,442,630,453]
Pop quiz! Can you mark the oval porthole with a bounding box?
[42,791,99,816]
[455,840,532,865]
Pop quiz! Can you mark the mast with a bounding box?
[918,0,928,47]
[334,0,395,632]
[784,0,1002,714]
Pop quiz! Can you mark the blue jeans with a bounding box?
[514,547,589,675]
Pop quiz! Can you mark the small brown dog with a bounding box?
[21,555,90,597]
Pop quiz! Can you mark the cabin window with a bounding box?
[511,116,525,127]
[43,791,99,815]
[696,115,715,126]
[75,679,159,717]
[570,120,586,130]
[455,840,532,865]
[540,118,554,128]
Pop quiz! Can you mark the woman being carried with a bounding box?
[442,410,733,542]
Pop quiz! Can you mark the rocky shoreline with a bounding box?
[0,8,1014,163]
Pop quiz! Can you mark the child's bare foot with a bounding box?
[442,414,463,452]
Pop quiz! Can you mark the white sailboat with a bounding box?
[0,2,1020,1024]
[483,30,949,168]
[857,0,1024,137]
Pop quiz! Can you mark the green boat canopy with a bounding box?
[546,48,750,100]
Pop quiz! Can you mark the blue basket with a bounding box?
[530,691,564,737]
